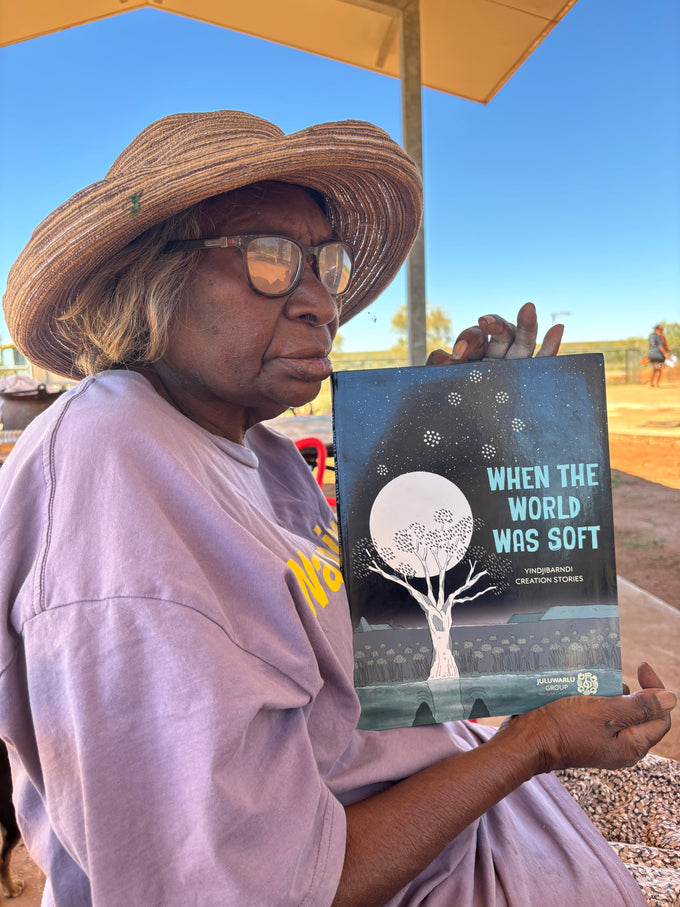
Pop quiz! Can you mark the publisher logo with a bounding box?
[577,672,599,695]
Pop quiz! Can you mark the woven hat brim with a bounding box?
[3,112,422,379]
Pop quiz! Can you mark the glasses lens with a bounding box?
[246,237,301,295]
[318,243,353,296]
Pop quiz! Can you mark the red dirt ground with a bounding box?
[609,435,680,610]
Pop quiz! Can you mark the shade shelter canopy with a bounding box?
[1,0,579,362]
[2,0,577,103]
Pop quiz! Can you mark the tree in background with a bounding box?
[660,322,679,351]
[390,304,452,356]
[626,322,679,351]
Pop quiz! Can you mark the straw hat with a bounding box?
[3,110,423,379]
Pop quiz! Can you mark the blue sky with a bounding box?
[1,0,678,354]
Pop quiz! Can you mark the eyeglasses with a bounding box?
[164,234,354,299]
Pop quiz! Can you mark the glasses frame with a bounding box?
[164,233,354,299]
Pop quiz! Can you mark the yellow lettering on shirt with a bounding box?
[315,546,340,567]
[287,554,328,616]
[287,520,345,616]
[313,523,340,556]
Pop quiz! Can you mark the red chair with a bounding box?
[295,437,336,507]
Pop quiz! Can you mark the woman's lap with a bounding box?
[384,723,659,906]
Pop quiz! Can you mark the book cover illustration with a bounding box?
[331,354,622,730]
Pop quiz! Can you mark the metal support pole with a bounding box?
[400,0,427,365]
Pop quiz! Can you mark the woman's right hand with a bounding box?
[426,302,563,366]
[496,662,676,774]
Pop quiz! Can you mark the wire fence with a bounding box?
[564,347,642,385]
[331,348,648,385]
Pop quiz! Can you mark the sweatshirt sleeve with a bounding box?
[22,596,347,906]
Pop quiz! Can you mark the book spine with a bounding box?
[330,374,346,578]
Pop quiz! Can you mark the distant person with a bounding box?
[647,323,671,387]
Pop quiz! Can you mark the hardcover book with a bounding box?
[331,354,622,730]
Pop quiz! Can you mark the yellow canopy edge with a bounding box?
[0,0,579,103]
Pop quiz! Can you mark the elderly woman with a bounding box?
[0,111,677,907]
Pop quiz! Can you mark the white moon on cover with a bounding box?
[369,472,473,577]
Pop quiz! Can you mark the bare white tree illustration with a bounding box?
[355,508,497,680]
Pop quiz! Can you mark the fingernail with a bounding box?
[656,691,677,710]
[453,340,467,356]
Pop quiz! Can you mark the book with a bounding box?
[331,353,622,730]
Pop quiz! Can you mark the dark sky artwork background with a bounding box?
[332,354,617,628]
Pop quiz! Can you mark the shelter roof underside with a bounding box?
[1,0,578,103]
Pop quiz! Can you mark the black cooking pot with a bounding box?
[0,384,66,431]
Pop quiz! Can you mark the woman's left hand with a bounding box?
[495,662,675,774]
[426,301,564,366]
